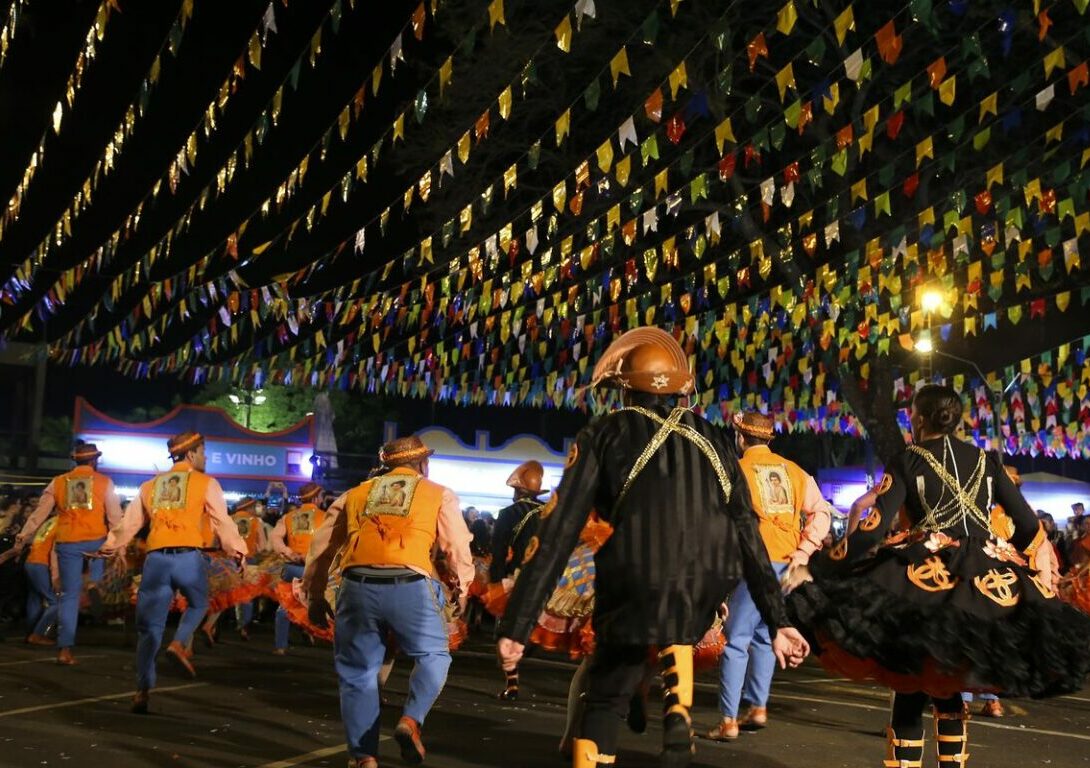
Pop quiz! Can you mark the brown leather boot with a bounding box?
[131,689,150,715]
[56,648,78,665]
[394,716,426,765]
[166,640,197,678]
[25,633,54,646]
[346,758,378,768]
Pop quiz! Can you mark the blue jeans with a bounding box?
[275,563,306,649]
[25,563,59,637]
[961,692,998,702]
[718,561,790,717]
[135,550,208,690]
[335,575,451,758]
[55,538,106,648]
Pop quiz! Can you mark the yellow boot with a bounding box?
[571,738,615,767]
[658,645,694,768]
[934,709,970,766]
[883,726,924,767]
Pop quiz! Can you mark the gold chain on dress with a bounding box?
[907,442,991,534]
[615,406,733,509]
[510,500,544,541]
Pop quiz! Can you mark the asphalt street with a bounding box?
[0,623,1088,767]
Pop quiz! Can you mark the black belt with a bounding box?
[153,546,199,554]
[342,570,424,585]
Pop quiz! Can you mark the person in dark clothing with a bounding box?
[488,460,547,700]
[787,385,1090,767]
[496,327,809,768]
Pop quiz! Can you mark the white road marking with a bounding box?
[0,654,106,668]
[0,682,207,717]
[257,737,391,768]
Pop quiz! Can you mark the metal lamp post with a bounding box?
[228,388,267,429]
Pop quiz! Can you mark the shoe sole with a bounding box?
[661,746,693,768]
[394,728,425,765]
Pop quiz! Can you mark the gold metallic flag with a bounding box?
[834,6,854,46]
[714,118,735,152]
[555,108,570,145]
[777,2,797,34]
[555,15,572,52]
[488,0,505,30]
[668,61,688,99]
[596,139,614,172]
[498,85,512,119]
[610,47,631,88]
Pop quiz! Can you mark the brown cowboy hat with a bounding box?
[71,443,102,462]
[379,435,434,467]
[733,411,775,441]
[590,326,694,395]
[507,460,546,495]
[298,482,323,502]
[167,431,205,458]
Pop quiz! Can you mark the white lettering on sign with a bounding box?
[221,453,278,467]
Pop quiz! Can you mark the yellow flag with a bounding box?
[392,113,405,142]
[439,56,453,97]
[986,162,1003,189]
[668,61,688,99]
[834,6,855,46]
[1046,121,1063,144]
[555,15,572,52]
[457,131,471,163]
[372,63,383,96]
[596,140,614,173]
[552,180,567,212]
[555,108,571,146]
[823,82,840,114]
[979,92,997,123]
[715,118,736,153]
[610,47,631,88]
[1043,46,1065,78]
[498,85,512,119]
[488,0,505,30]
[915,136,933,168]
[777,1,798,34]
[938,76,956,106]
[775,63,795,101]
[615,155,632,186]
[503,164,517,195]
[654,168,669,199]
[851,178,867,203]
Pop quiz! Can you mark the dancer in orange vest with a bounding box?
[270,483,326,654]
[13,443,123,664]
[707,411,832,741]
[96,432,247,714]
[303,435,474,768]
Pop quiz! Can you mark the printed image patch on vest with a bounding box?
[64,477,94,510]
[153,472,190,510]
[292,509,318,534]
[365,474,422,518]
[235,517,252,537]
[752,463,795,515]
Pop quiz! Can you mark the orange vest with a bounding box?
[26,516,59,566]
[51,466,111,543]
[141,462,212,551]
[233,511,263,554]
[340,467,444,574]
[284,503,326,557]
[738,446,812,563]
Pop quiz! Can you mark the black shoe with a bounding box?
[627,691,647,734]
[660,712,694,768]
[497,687,519,701]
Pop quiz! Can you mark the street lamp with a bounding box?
[229,388,266,429]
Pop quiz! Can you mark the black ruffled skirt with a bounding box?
[788,535,1090,699]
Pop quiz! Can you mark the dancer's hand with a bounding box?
[0,548,19,565]
[780,563,813,595]
[308,595,334,629]
[496,637,524,671]
[772,627,810,669]
[51,574,62,593]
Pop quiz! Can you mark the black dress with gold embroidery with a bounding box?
[789,436,1090,699]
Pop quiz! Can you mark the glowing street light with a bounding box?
[229,388,266,428]
[915,336,934,354]
[921,289,943,313]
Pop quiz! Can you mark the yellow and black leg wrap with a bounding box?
[658,645,695,767]
[571,738,616,768]
[934,708,970,766]
[884,726,925,768]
